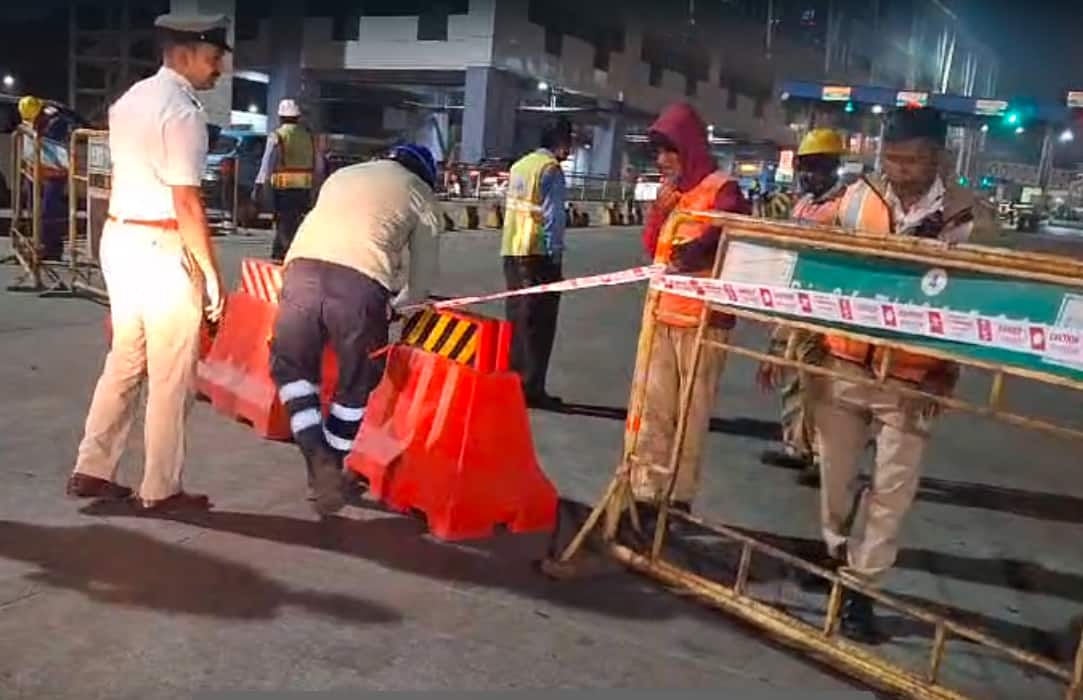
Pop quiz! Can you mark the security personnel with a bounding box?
[808,108,994,642]
[631,101,750,515]
[18,95,73,261]
[253,98,322,261]
[757,129,847,483]
[502,118,572,409]
[66,14,230,513]
[270,144,441,515]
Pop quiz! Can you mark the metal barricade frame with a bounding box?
[543,210,1083,700]
[67,128,110,300]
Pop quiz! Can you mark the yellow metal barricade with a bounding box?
[4,124,51,290]
[67,128,110,300]
[544,211,1083,700]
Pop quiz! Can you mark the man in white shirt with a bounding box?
[66,14,229,513]
[270,143,441,515]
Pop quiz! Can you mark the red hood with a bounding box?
[648,102,716,192]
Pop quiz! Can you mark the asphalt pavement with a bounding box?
[0,225,1080,699]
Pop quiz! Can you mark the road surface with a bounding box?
[0,226,1080,699]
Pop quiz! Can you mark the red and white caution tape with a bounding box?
[654,274,1083,369]
[400,264,665,314]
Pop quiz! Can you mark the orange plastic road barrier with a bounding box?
[196,258,338,439]
[345,343,558,541]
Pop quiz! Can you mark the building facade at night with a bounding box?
[58,0,999,178]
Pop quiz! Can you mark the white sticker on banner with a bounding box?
[853,298,882,327]
[897,307,927,334]
[994,320,1029,350]
[721,242,798,286]
[945,312,979,343]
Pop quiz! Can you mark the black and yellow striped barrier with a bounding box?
[399,308,511,372]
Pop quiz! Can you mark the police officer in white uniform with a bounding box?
[66,14,229,513]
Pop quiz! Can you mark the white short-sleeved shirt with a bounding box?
[107,66,208,220]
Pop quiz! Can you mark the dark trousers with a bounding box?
[270,258,390,464]
[271,188,311,261]
[503,255,562,397]
[21,178,67,260]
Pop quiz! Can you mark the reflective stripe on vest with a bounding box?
[654,171,733,327]
[826,179,946,383]
[502,150,560,256]
[270,124,315,190]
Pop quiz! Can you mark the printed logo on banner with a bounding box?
[881,304,899,328]
[977,318,993,343]
[921,268,949,297]
[838,298,854,321]
[1029,326,1047,351]
[798,293,813,314]
[759,288,775,308]
[928,311,945,335]
[723,284,738,302]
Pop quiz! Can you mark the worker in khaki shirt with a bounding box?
[807,108,994,642]
[270,144,440,515]
[66,14,229,513]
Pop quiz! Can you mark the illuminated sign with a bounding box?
[896,91,929,107]
[1068,91,1083,109]
[821,85,852,102]
[975,99,1008,116]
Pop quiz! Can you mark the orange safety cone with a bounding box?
[196,258,339,439]
[345,343,558,541]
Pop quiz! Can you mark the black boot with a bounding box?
[840,590,884,645]
[302,446,346,516]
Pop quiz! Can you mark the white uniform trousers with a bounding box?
[73,221,203,501]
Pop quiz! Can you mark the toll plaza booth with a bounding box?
[777,79,1072,231]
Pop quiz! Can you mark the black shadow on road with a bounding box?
[546,403,782,441]
[0,519,401,625]
[76,500,697,623]
[795,475,1083,525]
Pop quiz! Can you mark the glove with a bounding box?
[204,272,225,323]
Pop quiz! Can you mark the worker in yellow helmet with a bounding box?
[757,127,847,483]
[18,95,74,261]
[18,95,44,124]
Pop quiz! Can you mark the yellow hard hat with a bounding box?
[18,95,44,123]
[797,128,845,157]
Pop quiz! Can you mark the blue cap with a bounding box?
[388,143,438,190]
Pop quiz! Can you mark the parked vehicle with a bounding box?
[202,127,267,228]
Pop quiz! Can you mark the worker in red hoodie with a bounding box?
[631,102,750,515]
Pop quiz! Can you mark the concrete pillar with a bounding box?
[171,0,235,127]
[462,66,519,164]
[265,0,304,132]
[588,114,624,179]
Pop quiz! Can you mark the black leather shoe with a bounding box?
[797,553,844,591]
[525,392,564,410]
[796,465,821,487]
[840,591,885,645]
[760,449,812,471]
[66,473,133,501]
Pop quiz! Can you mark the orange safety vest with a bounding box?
[826,179,948,383]
[792,190,842,225]
[654,171,733,327]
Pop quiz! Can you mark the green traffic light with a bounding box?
[1006,112,1019,125]
[844,101,855,114]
